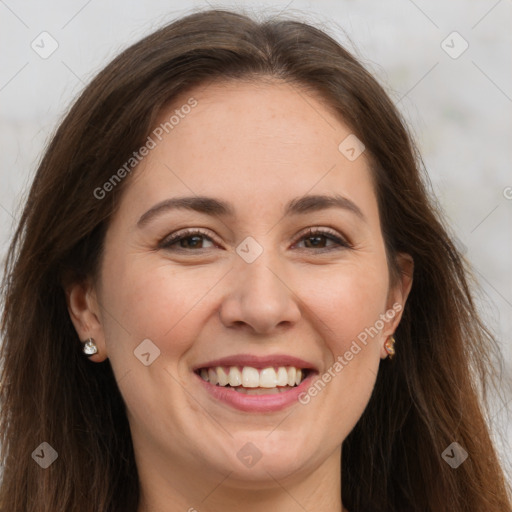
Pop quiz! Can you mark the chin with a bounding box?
[207,432,318,484]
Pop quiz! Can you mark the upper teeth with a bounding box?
[199,366,305,388]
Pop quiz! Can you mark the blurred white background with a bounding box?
[1,0,511,482]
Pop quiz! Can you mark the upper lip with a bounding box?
[193,354,318,372]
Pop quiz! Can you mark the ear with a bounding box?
[64,279,108,362]
[380,252,414,359]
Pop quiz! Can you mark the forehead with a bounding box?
[161,78,349,154]
[118,79,378,224]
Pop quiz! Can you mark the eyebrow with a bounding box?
[137,193,366,228]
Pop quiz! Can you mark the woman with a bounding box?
[1,8,511,512]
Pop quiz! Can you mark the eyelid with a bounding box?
[158,227,218,249]
[293,226,351,248]
[158,226,352,251]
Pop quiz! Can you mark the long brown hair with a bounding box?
[1,7,511,512]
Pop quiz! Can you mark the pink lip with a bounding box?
[192,353,317,371]
[194,370,317,412]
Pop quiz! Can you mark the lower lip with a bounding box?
[195,371,317,412]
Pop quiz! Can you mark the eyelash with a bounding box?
[158,227,351,253]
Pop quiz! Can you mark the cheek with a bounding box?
[100,254,228,357]
[301,258,389,349]
[100,232,389,366]
[295,266,386,439]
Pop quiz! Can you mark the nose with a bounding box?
[219,248,302,335]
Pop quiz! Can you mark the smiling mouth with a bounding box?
[195,365,312,394]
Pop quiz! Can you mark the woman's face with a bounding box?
[68,80,411,497]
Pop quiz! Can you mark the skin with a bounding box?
[66,79,413,512]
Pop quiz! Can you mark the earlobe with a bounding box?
[65,280,108,361]
[380,253,414,359]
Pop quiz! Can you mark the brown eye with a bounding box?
[294,228,350,251]
[159,229,216,251]
[159,227,350,253]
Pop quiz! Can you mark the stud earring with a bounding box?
[81,337,98,357]
[384,335,396,359]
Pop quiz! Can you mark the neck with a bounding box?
[136,445,346,512]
